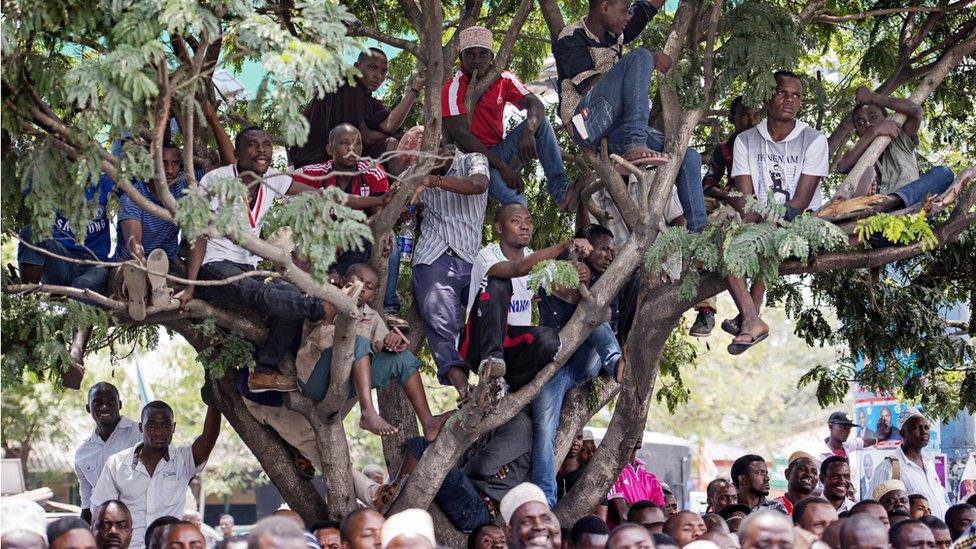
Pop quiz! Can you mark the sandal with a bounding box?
[727,332,768,355]
[721,317,741,336]
[373,475,408,513]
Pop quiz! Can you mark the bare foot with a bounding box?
[614,353,626,384]
[360,412,399,436]
[422,411,452,441]
[728,317,769,355]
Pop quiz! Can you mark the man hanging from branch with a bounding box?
[836,86,954,219]
[723,71,828,354]
[288,47,423,176]
[179,126,329,393]
[552,0,708,233]
[442,26,575,211]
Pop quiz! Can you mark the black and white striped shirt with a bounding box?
[413,147,490,266]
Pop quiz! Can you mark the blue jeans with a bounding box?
[891,166,954,207]
[412,252,472,385]
[384,243,402,313]
[17,226,109,295]
[573,48,707,233]
[406,437,490,532]
[530,322,621,505]
[488,119,570,206]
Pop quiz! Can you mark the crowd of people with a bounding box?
[11,0,967,547]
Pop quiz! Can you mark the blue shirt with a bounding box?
[113,179,188,262]
[52,174,116,261]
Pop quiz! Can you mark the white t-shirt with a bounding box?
[731,119,829,210]
[466,243,534,326]
[200,164,293,266]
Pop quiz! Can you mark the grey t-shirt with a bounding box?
[876,131,920,195]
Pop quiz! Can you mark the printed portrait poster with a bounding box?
[960,453,976,502]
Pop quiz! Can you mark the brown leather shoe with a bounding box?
[247,371,299,393]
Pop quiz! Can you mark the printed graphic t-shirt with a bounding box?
[466,242,534,326]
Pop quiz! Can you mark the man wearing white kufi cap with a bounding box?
[381,509,435,549]
[0,500,47,549]
[500,482,561,548]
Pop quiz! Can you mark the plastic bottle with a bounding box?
[398,205,416,263]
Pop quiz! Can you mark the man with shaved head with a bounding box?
[92,500,133,549]
[738,510,794,549]
[75,382,141,523]
[706,478,737,514]
[663,511,706,547]
[840,513,888,549]
[889,519,936,549]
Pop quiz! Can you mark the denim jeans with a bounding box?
[412,252,472,385]
[573,48,707,233]
[891,166,954,207]
[17,225,109,295]
[197,260,324,373]
[531,322,621,505]
[406,437,490,532]
[488,119,570,206]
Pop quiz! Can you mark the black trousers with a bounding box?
[459,276,560,391]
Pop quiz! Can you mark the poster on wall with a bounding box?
[960,453,976,502]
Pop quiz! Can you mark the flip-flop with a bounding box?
[614,152,669,174]
[727,332,768,355]
[721,317,741,336]
[146,249,172,308]
[122,264,147,321]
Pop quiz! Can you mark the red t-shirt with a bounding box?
[441,70,531,147]
[293,160,389,204]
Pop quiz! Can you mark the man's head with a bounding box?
[909,495,930,519]
[183,511,202,530]
[918,515,951,549]
[898,407,931,450]
[494,203,534,249]
[890,520,936,549]
[737,510,794,549]
[766,70,803,123]
[575,224,615,274]
[340,509,385,549]
[839,513,888,549]
[310,521,341,549]
[820,518,845,549]
[146,516,181,549]
[91,499,132,549]
[381,509,435,549]
[507,501,560,549]
[663,491,679,519]
[566,516,609,549]
[702,514,729,534]
[717,505,751,534]
[468,524,505,549]
[699,529,737,548]
[162,146,182,184]
[819,456,850,503]
[458,26,494,78]
[628,501,666,534]
[729,96,761,135]
[849,500,890,529]
[730,455,769,499]
[87,382,122,428]
[346,263,380,306]
[785,452,819,498]
[850,104,888,138]
[247,517,307,549]
[327,123,362,169]
[219,515,236,539]
[792,497,837,537]
[944,503,976,540]
[235,126,273,176]
[873,479,909,515]
[355,48,388,93]
[160,522,205,549]
[663,511,706,547]
[706,479,736,514]
[587,0,635,36]
[272,509,305,531]
[140,400,176,452]
[48,518,96,549]
[606,524,654,549]
[827,411,857,442]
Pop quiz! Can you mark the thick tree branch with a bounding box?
[809,0,973,24]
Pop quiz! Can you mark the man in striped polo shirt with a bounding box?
[442,26,573,210]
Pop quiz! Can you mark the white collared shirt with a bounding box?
[74,417,142,508]
[869,444,949,519]
[91,444,206,549]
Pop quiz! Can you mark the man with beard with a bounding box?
[75,383,142,523]
[730,455,771,511]
[182,126,328,393]
[501,483,561,549]
[868,408,949,520]
[769,452,818,514]
[820,456,853,513]
[90,401,221,549]
[92,501,133,549]
[289,48,423,172]
[875,480,911,518]
[705,479,738,514]
[791,497,837,537]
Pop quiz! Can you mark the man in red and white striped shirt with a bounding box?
[442,26,573,210]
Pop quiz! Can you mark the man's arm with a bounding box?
[75,460,94,523]
[855,86,923,139]
[515,94,545,162]
[443,116,520,189]
[786,174,822,213]
[836,122,901,175]
[201,97,236,166]
[89,461,119,513]
[487,238,592,279]
[174,236,207,309]
[622,0,663,43]
[378,72,424,135]
[730,174,760,222]
[191,405,221,468]
[608,498,629,524]
[703,145,730,200]
[463,413,532,477]
[119,219,146,262]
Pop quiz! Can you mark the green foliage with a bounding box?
[527,260,581,294]
[854,212,938,250]
[194,319,255,380]
[655,325,699,413]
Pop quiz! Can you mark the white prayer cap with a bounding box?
[0,499,47,543]
[381,508,435,548]
[500,482,549,525]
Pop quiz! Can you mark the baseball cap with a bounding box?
[828,411,856,426]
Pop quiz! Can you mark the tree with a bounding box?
[2,0,974,542]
